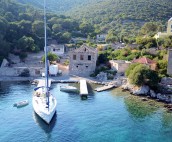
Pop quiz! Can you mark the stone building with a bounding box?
[109,60,131,73]
[154,17,172,39]
[96,34,107,42]
[69,44,98,76]
[167,49,172,75]
[48,44,65,56]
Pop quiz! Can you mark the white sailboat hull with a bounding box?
[32,94,57,124]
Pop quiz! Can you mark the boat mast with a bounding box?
[44,0,49,109]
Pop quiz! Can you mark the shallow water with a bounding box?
[0,82,172,142]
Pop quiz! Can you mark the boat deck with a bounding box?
[37,79,51,88]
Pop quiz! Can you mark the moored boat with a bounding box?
[60,85,78,93]
[32,0,57,124]
[13,100,29,108]
[32,89,57,124]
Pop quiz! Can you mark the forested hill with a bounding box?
[17,0,101,13]
[0,0,81,63]
[67,0,172,22]
[16,0,172,38]
[16,0,172,23]
[66,0,172,35]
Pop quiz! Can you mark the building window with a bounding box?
[86,66,88,68]
[80,55,84,60]
[53,48,55,51]
[76,66,78,68]
[73,55,76,60]
[88,55,91,61]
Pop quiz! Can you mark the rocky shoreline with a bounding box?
[120,79,172,111]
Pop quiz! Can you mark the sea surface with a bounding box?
[0,81,172,142]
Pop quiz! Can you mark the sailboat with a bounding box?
[32,0,57,124]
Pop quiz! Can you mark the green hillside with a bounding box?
[0,0,81,63]
[67,0,172,35]
[17,0,101,13]
[16,0,172,38]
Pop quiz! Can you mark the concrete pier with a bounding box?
[94,84,116,92]
[80,80,88,96]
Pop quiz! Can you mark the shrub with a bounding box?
[64,60,69,66]
[127,64,159,87]
[42,52,59,63]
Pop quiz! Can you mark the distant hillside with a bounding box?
[16,0,172,23]
[16,0,172,37]
[17,0,101,13]
[67,0,172,33]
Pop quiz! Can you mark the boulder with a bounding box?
[150,90,157,98]
[96,72,107,81]
[156,93,167,101]
[161,77,172,85]
[133,85,150,95]
[1,59,9,68]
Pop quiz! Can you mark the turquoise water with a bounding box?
[0,82,172,142]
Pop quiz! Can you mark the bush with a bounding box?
[64,60,69,66]
[127,64,159,87]
[42,52,59,63]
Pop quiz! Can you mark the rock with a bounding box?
[96,72,107,81]
[161,77,172,85]
[133,85,150,95]
[164,104,172,108]
[141,97,148,101]
[156,93,167,101]
[121,82,135,91]
[114,80,122,87]
[157,93,162,99]
[150,90,157,98]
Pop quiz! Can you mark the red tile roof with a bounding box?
[132,57,156,64]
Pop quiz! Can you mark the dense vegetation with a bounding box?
[0,0,171,81]
[0,0,88,63]
[125,63,160,88]
[17,0,172,40]
[17,0,99,13]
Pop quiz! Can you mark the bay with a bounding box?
[0,81,172,142]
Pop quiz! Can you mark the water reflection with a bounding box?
[124,96,158,119]
[33,112,57,134]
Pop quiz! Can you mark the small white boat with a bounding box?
[13,100,29,108]
[60,86,78,93]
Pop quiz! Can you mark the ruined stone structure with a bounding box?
[167,49,172,75]
[154,17,172,39]
[69,44,98,76]
[109,60,131,73]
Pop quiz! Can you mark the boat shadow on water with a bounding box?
[33,112,57,133]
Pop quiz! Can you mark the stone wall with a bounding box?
[0,67,43,77]
[167,49,172,75]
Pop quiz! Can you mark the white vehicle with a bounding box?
[49,65,58,76]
